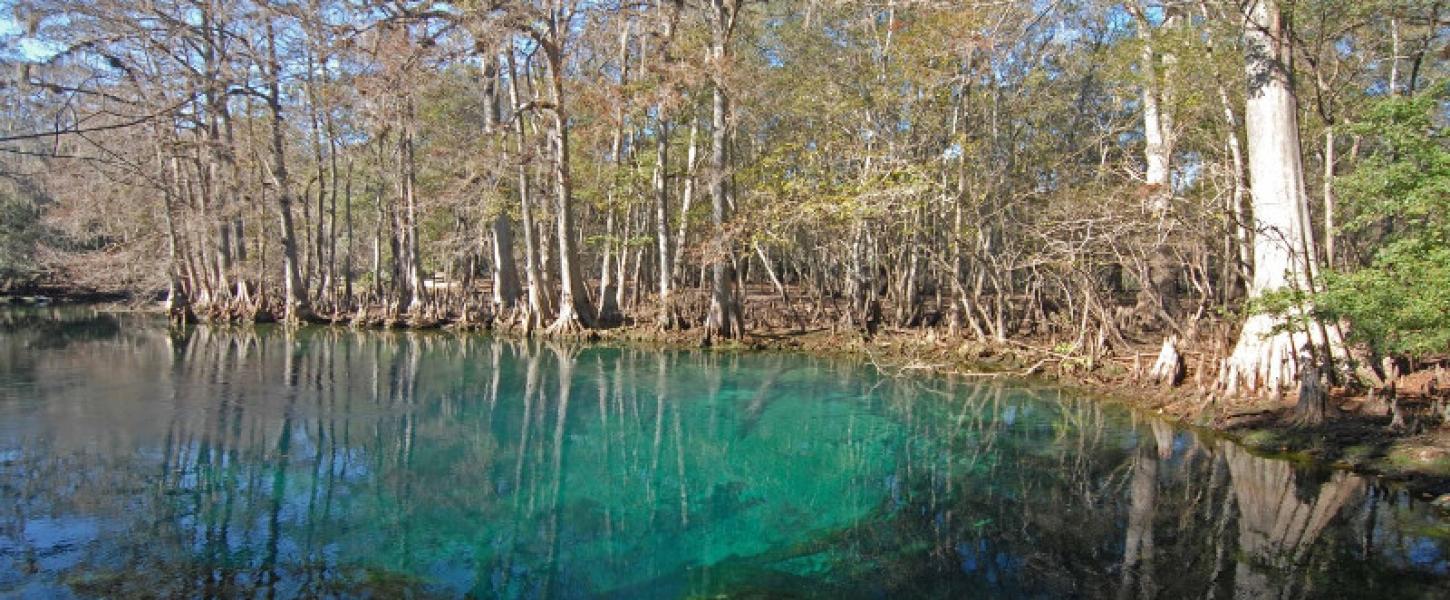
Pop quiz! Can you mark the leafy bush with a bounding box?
[1316,87,1450,358]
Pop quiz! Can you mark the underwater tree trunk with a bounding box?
[1119,436,1160,599]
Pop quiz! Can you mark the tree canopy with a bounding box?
[0,0,1446,382]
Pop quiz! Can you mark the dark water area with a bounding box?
[1,307,1447,598]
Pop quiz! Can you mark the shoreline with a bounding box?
[579,324,1450,500]
[17,297,1450,502]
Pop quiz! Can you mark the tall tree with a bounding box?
[703,0,745,341]
[263,12,309,322]
[1127,1,1183,323]
[536,0,598,334]
[652,0,687,331]
[1220,0,1341,400]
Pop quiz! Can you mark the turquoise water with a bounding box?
[1,308,1447,598]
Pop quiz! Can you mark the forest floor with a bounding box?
[583,320,1450,501]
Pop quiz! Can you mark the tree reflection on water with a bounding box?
[0,310,1446,598]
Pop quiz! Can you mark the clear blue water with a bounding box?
[0,307,1447,598]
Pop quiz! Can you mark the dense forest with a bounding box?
[1,1,1446,410]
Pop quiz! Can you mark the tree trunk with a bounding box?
[266,18,307,322]
[1148,335,1186,387]
[542,40,596,334]
[655,116,684,330]
[492,213,522,315]
[156,139,192,323]
[598,207,620,322]
[1135,6,1175,215]
[672,120,699,285]
[1131,3,1181,323]
[704,0,744,341]
[1295,354,1331,425]
[371,183,384,300]
[507,53,549,333]
[344,159,354,306]
[1198,0,1253,296]
[1221,0,1340,398]
[324,91,341,309]
[598,23,632,326]
[1322,127,1336,270]
[400,100,426,315]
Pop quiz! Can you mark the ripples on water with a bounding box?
[0,307,1447,598]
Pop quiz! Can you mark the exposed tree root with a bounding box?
[1148,335,1185,387]
[1220,313,1345,400]
[545,302,595,338]
[655,295,689,331]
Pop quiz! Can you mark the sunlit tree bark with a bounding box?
[263,15,309,322]
[1221,0,1341,400]
[703,0,745,341]
[538,12,598,334]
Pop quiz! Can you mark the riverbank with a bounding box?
[52,298,1450,502]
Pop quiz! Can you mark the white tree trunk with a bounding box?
[1140,38,1173,213]
[542,40,596,334]
[1221,0,1340,397]
[655,117,684,330]
[671,122,698,283]
[1149,335,1185,387]
[1130,3,1181,322]
[506,52,550,333]
[401,125,426,315]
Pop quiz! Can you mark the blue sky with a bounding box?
[1,2,63,63]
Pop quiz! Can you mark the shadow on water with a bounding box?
[0,309,1447,598]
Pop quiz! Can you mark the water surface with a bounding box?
[1,307,1447,598]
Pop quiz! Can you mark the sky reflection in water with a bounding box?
[0,307,1447,598]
